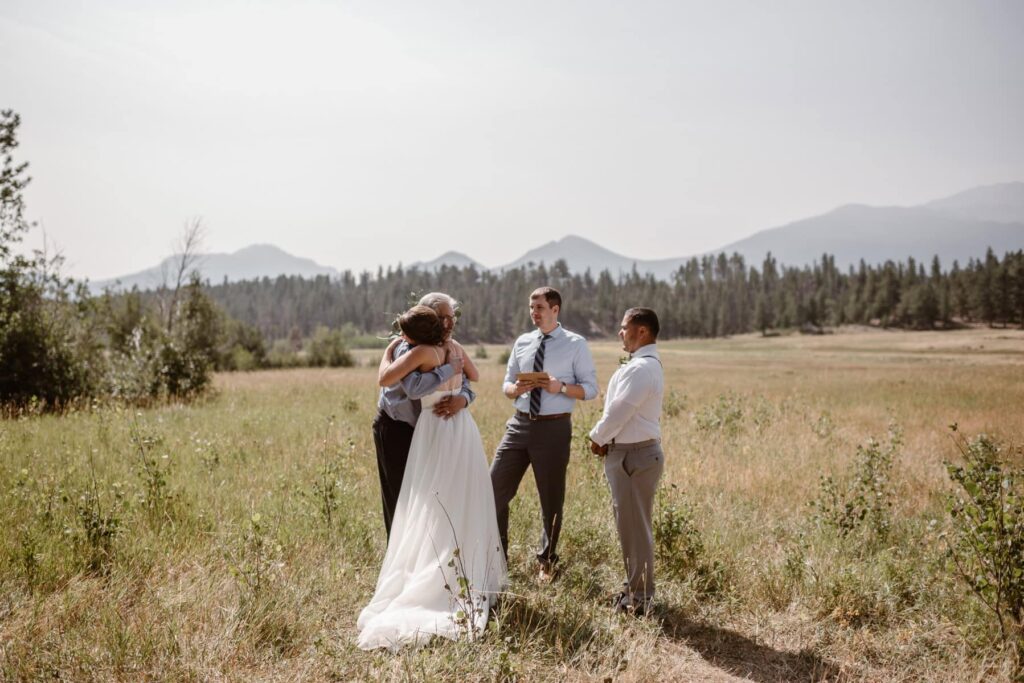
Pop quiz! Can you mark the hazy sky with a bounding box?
[2,0,1023,279]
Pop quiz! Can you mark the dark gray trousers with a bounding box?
[490,413,572,564]
[604,440,664,600]
[371,409,414,540]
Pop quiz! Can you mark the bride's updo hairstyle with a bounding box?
[398,305,446,346]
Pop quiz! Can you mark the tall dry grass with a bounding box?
[1,327,1023,681]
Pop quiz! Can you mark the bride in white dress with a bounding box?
[357,305,507,651]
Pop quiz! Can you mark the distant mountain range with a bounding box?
[91,244,338,292]
[93,182,1024,291]
[711,182,1024,272]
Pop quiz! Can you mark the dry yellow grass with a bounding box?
[1,327,1023,681]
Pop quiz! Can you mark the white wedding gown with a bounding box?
[357,376,508,651]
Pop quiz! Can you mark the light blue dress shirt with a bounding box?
[378,340,476,427]
[503,324,598,415]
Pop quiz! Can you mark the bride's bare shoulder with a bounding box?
[409,344,444,368]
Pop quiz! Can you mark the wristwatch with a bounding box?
[559,382,569,395]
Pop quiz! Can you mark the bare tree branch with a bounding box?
[161,217,207,334]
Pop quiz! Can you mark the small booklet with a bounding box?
[516,371,549,384]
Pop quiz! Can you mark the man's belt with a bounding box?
[608,438,661,450]
[516,411,572,422]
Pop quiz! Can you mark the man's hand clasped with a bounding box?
[433,394,467,420]
[589,439,608,457]
[513,375,561,397]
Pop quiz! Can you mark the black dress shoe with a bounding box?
[631,597,653,617]
[611,592,653,617]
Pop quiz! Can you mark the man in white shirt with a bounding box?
[589,307,664,615]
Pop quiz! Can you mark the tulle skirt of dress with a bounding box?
[357,391,508,651]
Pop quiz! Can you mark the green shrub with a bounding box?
[71,479,122,575]
[693,393,745,435]
[818,565,892,628]
[811,410,835,439]
[266,339,303,368]
[129,420,179,525]
[229,346,257,371]
[811,422,902,542]
[654,484,729,595]
[306,325,354,368]
[217,318,267,370]
[663,388,686,418]
[755,533,808,610]
[227,512,282,606]
[943,429,1024,658]
[0,270,105,410]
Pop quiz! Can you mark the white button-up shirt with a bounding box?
[589,344,663,446]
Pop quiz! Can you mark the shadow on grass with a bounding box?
[656,604,843,682]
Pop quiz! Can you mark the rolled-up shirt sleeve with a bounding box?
[589,366,647,445]
[459,373,476,405]
[502,340,523,394]
[590,396,640,446]
[400,364,454,400]
[574,343,599,400]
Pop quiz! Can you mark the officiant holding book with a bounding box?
[490,287,598,581]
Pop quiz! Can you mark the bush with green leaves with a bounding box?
[306,325,354,368]
[72,484,121,574]
[0,266,106,410]
[692,392,745,435]
[227,511,283,608]
[103,274,221,403]
[128,419,182,526]
[654,484,729,595]
[943,429,1024,659]
[811,422,902,542]
[217,317,268,371]
[307,417,347,530]
[0,111,229,410]
[0,110,107,410]
[663,388,686,418]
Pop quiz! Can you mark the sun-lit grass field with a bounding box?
[2,327,1023,681]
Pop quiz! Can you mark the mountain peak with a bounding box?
[234,244,289,255]
[91,244,338,293]
[497,234,655,275]
[556,234,598,246]
[925,181,1024,224]
[408,250,484,272]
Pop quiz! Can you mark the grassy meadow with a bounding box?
[2,327,1023,681]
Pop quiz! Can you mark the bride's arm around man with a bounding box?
[370,292,473,540]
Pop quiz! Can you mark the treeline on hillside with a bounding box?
[202,249,1024,343]
[0,111,357,413]
[3,105,1023,412]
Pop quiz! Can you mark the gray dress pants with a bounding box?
[490,413,572,564]
[604,440,664,601]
